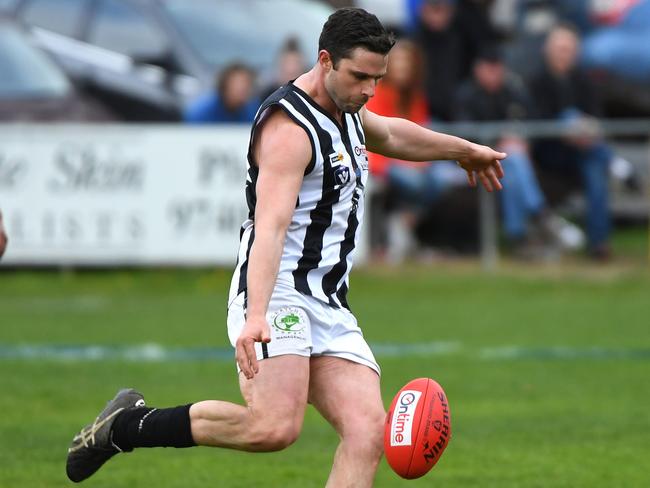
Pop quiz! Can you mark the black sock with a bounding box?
[111,404,196,451]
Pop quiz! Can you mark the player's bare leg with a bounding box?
[66,355,309,482]
[308,356,385,488]
[190,354,309,451]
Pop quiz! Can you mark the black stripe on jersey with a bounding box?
[321,114,364,308]
[291,95,342,298]
[237,226,255,297]
[350,113,365,145]
[292,84,346,133]
[322,202,358,309]
[230,224,247,300]
[340,115,365,191]
[244,166,258,220]
[336,281,349,310]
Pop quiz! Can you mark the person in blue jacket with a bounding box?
[185,63,260,123]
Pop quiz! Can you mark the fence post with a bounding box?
[479,187,499,271]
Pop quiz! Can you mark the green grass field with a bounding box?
[1,263,649,487]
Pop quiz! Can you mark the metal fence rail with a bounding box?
[426,118,650,268]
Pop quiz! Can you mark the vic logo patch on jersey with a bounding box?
[330,151,351,189]
[334,165,351,188]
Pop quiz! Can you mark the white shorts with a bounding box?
[227,280,380,375]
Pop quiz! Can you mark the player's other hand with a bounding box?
[236,316,271,380]
[457,143,506,192]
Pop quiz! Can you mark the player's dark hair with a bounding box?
[319,8,395,68]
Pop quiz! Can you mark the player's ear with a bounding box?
[318,50,334,72]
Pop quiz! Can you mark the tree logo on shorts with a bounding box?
[272,307,306,333]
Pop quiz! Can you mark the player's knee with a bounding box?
[248,420,301,452]
[366,411,386,456]
[344,410,385,459]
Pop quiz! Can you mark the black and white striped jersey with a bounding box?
[228,82,369,311]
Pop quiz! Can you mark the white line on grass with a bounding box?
[0,343,648,362]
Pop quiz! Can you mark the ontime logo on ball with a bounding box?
[390,390,422,447]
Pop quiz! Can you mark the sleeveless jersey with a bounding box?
[228,82,369,310]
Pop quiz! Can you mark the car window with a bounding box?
[21,0,88,37]
[89,0,168,61]
[0,0,19,13]
[163,0,330,74]
[0,27,70,98]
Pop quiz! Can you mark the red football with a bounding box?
[384,378,452,479]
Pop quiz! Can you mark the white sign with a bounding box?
[0,124,369,266]
[0,125,250,265]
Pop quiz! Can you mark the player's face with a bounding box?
[323,47,387,113]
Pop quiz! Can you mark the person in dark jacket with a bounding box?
[529,24,613,259]
[414,0,465,120]
[455,46,584,255]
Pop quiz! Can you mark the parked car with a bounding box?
[0,20,115,121]
[4,0,333,121]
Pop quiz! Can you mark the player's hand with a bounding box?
[457,143,507,192]
[235,316,271,380]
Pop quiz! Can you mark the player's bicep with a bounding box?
[360,107,393,154]
[253,111,311,231]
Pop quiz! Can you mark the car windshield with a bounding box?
[0,27,70,99]
[162,0,331,74]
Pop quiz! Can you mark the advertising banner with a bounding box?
[0,125,370,266]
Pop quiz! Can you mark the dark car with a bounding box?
[3,0,332,121]
[0,21,115,121]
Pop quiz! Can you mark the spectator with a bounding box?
[0,210,7,259]
[414,0,465,120]
[184,63,259,123]
[414,0,500,120]
[529,24,613,259]
[454,46,584,257]
[260,38,307,101]
[455,0,501,76]
[367,39,466,261]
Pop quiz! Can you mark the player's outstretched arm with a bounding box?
[361,108,506,192]
[237,109,311,379]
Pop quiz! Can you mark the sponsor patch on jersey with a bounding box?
[329,152,344,164]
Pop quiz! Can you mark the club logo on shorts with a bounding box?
[272,307,307,333]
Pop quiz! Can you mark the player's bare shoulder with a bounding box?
[252,107,312,173]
